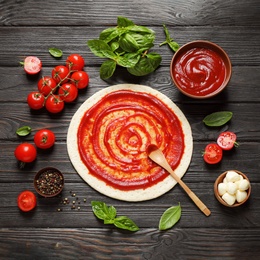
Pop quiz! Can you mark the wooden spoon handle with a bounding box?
[168,168,211,216]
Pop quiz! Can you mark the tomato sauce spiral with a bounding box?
[77,90,185,190]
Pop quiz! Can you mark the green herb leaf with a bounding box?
[160,24,180,52]
[159,203,181,231]
[117,16,134,27]
[16,126,32,137]
[49,47,63,58]
[114,216,139,231]
[203,111,233,127]
[91,201,139,232]
[87,40,112,58]
[100,59,117,79]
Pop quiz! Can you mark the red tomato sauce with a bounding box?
[173,48,226,96]
[77,90,185,191]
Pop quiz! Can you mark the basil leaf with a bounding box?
[117,16,134,27]
[87,39,111,58]
[100,27,119,42]
[159,203,181,231]
[128,25,155,35]
[160,24,180,52]
[117,53,140,68]
[100,59,117,79]
[127,52,161,76]
[203,111,233,127]
[16,126,32,137]
[119,33,139,52]
[91,201,116,221]
[114,216,139,231]
[49,47,63,58]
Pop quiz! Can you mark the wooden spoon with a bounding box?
[147,144,211,216]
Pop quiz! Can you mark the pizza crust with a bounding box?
[67,84,193,201]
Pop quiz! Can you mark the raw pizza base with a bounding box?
[67,84,193,201]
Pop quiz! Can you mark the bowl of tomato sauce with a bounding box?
[170,40,232,99]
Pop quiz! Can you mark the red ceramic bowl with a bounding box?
[214,170,251,207]
[170,40,232,99]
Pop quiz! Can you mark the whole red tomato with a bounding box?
[217,131,238,150]
[38,76,57,96]
[14,143,37,163]
[34,129,56,149]
[58,83,78,102]
[22,56,42,75]
[52,65,69,83]
[45,94,64,113]
[66,54,85,71]
[17,190,37,212]
[70,71,89,89]
[203,143,223,164]
[27,91,45,110]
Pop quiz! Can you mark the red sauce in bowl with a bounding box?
[171,42,231,98]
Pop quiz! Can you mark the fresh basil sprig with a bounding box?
[203,111,233,127]
[87,16,162,79]
[91,201,139,232]
[16,126,32,137]
[159,203,181,230]
[160,24,180,52]
[49,47,63,58]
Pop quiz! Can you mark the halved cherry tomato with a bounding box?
[66,54,85,71]
[17,190,37,212]
[45,94,64,113]
[52,65,69,83]
[217,131,238,150]
[58,83,78,102]
[14,143,37,163]
[38,76,57,96]
[70,71,89,89]
[27,91,45,110]
[34,129,56,149]
[22,56,42,75]
[203,143,223,164]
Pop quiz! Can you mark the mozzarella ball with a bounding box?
[236,190,247,203]
[226,171,240,182]
[222,192,236,206]
[223,177,228,183]
[239,179,250,191]
[227,182,238,195]
[218,183,227,196]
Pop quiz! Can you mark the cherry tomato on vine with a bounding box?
[58,83,78,102]
[21,56,42,75]
[38,76,57,96]
[17,190,37,212]
[52,65,69,83]
[34,129,56,149]
[71,71,89,89]
[45,94,64,113]
[14,143,37,163]
[203,143,223,164]
[217,131,238,150]
[27,91,45,110]
[66,54,85,71]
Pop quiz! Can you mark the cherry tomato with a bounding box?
[203,143,223,164]
[38,76,57,96]
[17,190,37,212]
[66,54,85,71]
[22,56,42,75]
[52,65,69,83]
[217,131,238,150]
[58,83,78,102]
[70,71,89,89]
[14,143,37,163]
[34,129,56,149]
[27,91,45,110]
[45,94,64,113]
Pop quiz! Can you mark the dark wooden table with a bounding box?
[0,0,260,259]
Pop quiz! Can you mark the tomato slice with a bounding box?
[217,131,238,150]
[22,56,42,75]
[203,143,223,164]
[17,190,37,212]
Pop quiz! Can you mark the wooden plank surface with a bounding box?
[0,0,260,259]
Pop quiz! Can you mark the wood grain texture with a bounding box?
[0,0,260,259]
